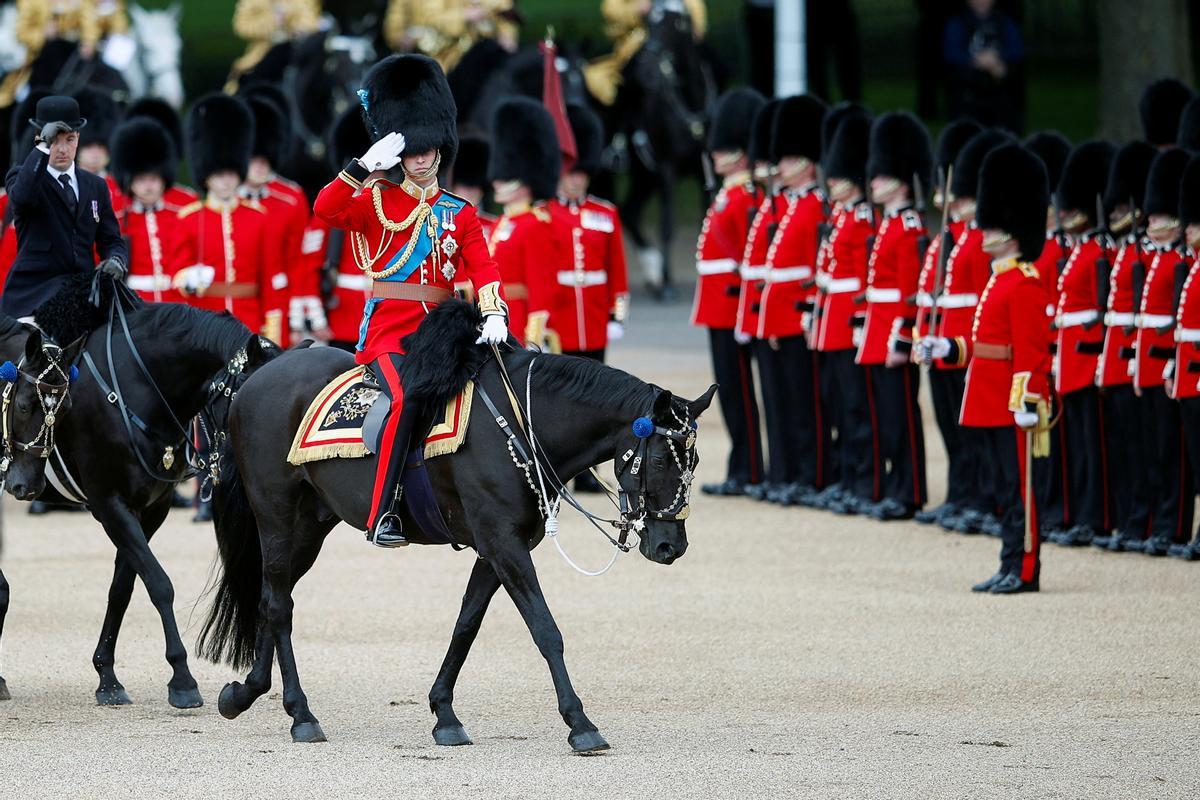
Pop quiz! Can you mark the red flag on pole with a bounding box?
[541,29,577,174]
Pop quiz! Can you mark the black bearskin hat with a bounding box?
[488,96,561,201]
[10,88,49,166]
[707,87,765,154]
[110,118,176,195]
[1103,140,1157,214]
[73,87,122,149]
[976,144,1050,262]
[126,96,184,156]
[247,95,291,169]
[1023,130,1070,192]
[566,102,604,175]
[1176,95,1200,152]
[866,111,932,193]
[821,100,870,155]
[329,106,372,169]
[749,98,782,165]
[360,54,459,168]
[1180,155,1200,227]
[822,110,871,189]
[771,94,827,163]
[934,118,983,189]
[1144,146,1190,217]
[1140,78,1193,147]
[950,129,1013,200]
[1056,140,1116,223]
[452,134,490,189]
[185,93,254,187]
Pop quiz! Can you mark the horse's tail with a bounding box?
[197,444,262,670]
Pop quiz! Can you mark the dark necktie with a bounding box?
[58,173,76,211]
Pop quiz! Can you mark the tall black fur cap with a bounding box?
[1022,130,1070,191]
[707,87,765,153]
[185,93,254,186]
[126,97,184,155]
[822,111,871,188]
[1056,140,1116,221]
[1179,154,1200,227]
[934,118,983,172]
[1176,94,1200,152]
[329,106,372,169]
[1144,146,1190,217]
[771,94,827,163]
[567,102,604,175]
[73,87,122,148]
[976,144,1049,262]
[452,134,490,189]
[866,111,932,192]
[822,101,870,155]
[110,118,176,194]
[950,129,1013,200]
[1103,140,1157,213]
[488,96,561,201]
[748,98,782,165]
[246,95,291,168]
[1140,78,1193,146]
[360,54,459,168]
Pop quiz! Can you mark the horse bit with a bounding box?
[0,343,77,472]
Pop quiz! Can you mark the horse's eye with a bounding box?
[15,397,33,414]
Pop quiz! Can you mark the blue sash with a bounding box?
[376,193,468,283]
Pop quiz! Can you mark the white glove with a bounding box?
[173,264,215,293]
[476,314,508,345]
[359,131,406,172]
[607,320,625,342]
[733,329,753,346]
[1013,411,1038,429]
[851,325,864,348]
[915,336,951,364]
[1163,359,1176,382]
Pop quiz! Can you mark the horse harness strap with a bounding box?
[82,351,152,436]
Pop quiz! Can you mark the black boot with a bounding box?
[367,507,408,548]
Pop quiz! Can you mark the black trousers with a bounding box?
[927,368,972,508]
[1103,384,1152,539]
[1034,390,1067,532]
[708,328,764,486]
[982,425,1041,582]
[756,335,827,487]
[1142,386,1194,543]
[1061,386,1108,531]
[867,363,926,508]
[1179,396,1200,544]
[822,348,874,498]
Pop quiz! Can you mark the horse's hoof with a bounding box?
[291,722,328,744]
[568,730,610,753]
[218,683,245,720]
[95,686,132,706]
[168,685,204,709]
[433,724,473,747]
[0,678,10,701]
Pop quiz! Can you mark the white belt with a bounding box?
[765,266,812,283]
[1138,313,1174,328]
[336,273,371,291]
[556,269,608,288]
[740,264,768,280]
[1056,309,1100,328]
[126,274,171,292]
[697,258,738,275]
[1105,311,1135,327]
[824,277,861,294]
[1177,327,1200,342]
[865,287,901,303]
[815,271,832,289]
[915,291,933,308]
[937,292,979,309]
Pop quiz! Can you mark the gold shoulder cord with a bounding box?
[350,185,443,281]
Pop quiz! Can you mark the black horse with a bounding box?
[199,301,717,750]
[0,277,274,708]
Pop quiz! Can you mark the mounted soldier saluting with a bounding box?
[2,94,127,321]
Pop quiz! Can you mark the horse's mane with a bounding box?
[524,351,655,415]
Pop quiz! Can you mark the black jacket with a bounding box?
[2,147,127,318]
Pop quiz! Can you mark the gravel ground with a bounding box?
[0,290,1198,800]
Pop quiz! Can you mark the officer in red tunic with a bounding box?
[919,143,1052,594]
[125,97,200,210]
[693,87,766,497]
[110,117,188,302]
[1093,141,1157,552]
[757,94,829,505]
[1168,154,1200,559]
[857,111,931,520]
[1132,147,1194,556]
[1047,140,1116,547]
[734,98,783,361]
[171,94,278,341]
[313,55,507,547]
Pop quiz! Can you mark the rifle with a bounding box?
[1094,194,1112,323]
[1129,195,1146,335]
[927,165,954,343]
[913,171,930,263]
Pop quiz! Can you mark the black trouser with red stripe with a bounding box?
[822,348,874,499]
[1103,384,1152,539]
[1034,388,1068,533]
[756,334,827,488]
[1142,386,1194,544]
[1178,396,1200,545]
[708,328,764,486]
[867,363,926,509]
[927,367,971,509]
[367,353,418,529]
[1061,386,1108,532]
[982,425,1041,583]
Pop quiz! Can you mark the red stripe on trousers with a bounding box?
[367,357,405,527]
[1016,428,1040,583]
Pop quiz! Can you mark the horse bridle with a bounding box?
[0,344,75,467]
[614,396,697,537]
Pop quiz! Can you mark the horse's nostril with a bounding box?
[656,542,676,561]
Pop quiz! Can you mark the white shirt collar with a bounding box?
[46,160,77,184]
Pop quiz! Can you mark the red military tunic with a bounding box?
[914,218,966,344]
[297,216,365,343]
[244,177,308,340]
[314,172,500,363]
[734,191,781,339]
[489,202,558,346]
[1098,235,1145,387]
[121,196,191,302]
[1134,243,1184,390]
[1172,251,1200,400]
[814,199,872,352]
[691,171,756,330]
[106,173,126,218]
[1053,233,1110,395]
[169,197,276,339]
[545,195,630,352]
[931,223,989,369]
[1034,232,1067,313]
[857,206,925,365]
[758,185,823,340]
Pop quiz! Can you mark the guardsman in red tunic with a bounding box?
[171,94,277,340]
[449,135,496,301]
[811,108,875,514]
[1168,154,1200,559]
[857,111,931,520]
[1132,147,1194,556]
[757,94,830,505]
[1093,141,1158,552]
[73,87,125,217]
[919,143,1052,594]
[125,97,201,211]
[110,117,189,302]
[314,55,507,547]
[734,98,783,361]
[692,88,766,497]
[1047,141,1117,547]
[546,102,630,359]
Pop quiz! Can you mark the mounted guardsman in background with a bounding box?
[384,0,520,73]
[225,0,320,92]
[583,0,707,107]
[312,53,508,548]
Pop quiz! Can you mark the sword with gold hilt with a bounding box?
[924,164,953,360]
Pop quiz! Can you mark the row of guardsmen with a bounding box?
[694,77,1200,594]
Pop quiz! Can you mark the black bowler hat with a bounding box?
[28,95,87,132]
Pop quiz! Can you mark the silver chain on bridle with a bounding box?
[0,344,75,470]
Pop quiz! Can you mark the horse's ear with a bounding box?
[652,390,674,420]
[23,328,42,363]
[62,334,88,365]
[689,384,718,419]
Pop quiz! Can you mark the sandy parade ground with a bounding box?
[0,295,1198,800]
